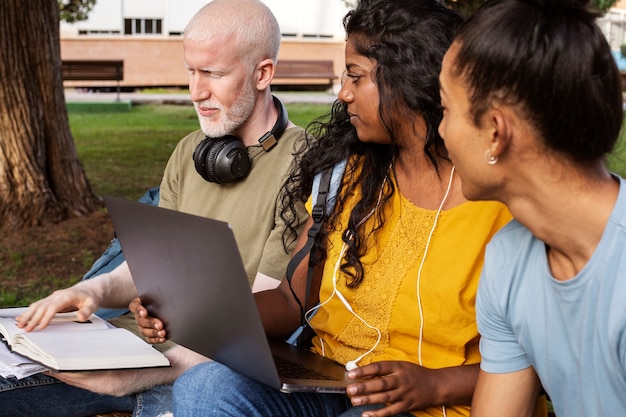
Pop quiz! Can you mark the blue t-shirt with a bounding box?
[477,176,626,417]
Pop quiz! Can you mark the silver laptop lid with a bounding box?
[103,196,282,389]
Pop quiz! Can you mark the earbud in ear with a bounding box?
[345,361,358,371]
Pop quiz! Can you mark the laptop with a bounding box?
[103,195,352,393]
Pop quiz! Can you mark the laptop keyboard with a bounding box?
[273,355,338,380]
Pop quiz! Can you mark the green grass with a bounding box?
[71,102,331,200]
[66,101,132,113]
[70,104,626,200]
[6,105,626,309]
[0,103,331,307]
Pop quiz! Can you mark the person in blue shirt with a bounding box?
[438,0,626,415]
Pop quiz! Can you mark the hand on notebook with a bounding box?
[345,360,458,417]
[15,284,101,332]
[129,297,167,344]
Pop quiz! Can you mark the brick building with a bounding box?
[60,0,348,91]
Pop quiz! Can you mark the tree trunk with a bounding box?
[0,0,100,233]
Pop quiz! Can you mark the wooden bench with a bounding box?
[62,60,124,100]
[273,59,337,89]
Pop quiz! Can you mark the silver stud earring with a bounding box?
[484,149,498,165]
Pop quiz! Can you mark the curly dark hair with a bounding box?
[281,0,462,287]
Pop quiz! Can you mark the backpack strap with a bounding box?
[310,158,346,216]
[285,159,346,346]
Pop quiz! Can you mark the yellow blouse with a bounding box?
[308,172,512,417]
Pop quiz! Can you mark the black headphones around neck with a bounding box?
[192,95,288,184]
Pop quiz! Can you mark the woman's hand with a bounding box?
[129,297,167,344]
[345,361,441,417]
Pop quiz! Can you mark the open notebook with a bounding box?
[104,196,351,393]
[0,307,169,372]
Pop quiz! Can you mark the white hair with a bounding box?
[184,0,281,67]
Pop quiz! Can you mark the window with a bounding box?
[124,18,163,35]
[78,30,121,35]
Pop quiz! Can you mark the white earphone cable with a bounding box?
[415,166,455,417]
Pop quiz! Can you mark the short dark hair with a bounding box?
[453,0,623,162]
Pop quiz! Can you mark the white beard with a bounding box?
[194,81,256,138]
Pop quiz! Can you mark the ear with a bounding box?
[255,59,275,91]
[487,107,513,160]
